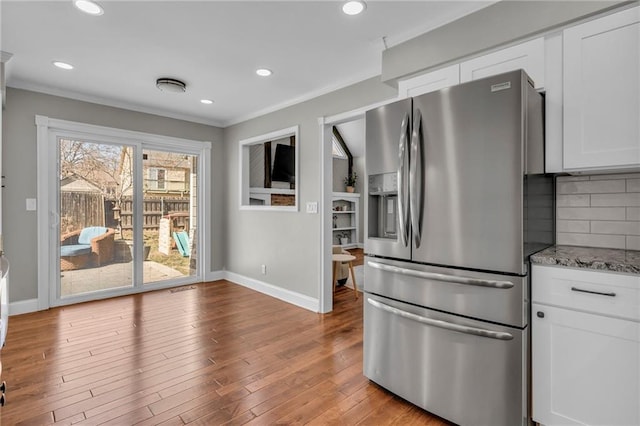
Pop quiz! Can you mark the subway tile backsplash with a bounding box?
[556,173,640,250]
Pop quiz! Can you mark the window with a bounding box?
[147,167,166,190]
[332,135,347,159]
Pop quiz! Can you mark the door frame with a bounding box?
[317,98,396,313]
[35,116,212,309]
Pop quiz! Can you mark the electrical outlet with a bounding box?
[261,264,266,275]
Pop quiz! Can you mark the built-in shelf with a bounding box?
[332,193,359,248]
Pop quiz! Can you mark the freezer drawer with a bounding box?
[364,293,528,426]
[365,256,528,327]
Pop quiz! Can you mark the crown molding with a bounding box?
[224,69,380,127]
[8,79,226,128]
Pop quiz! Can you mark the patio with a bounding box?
[60,260,185,296]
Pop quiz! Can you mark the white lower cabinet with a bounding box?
[532,304,640,426]
[532,265,640,426]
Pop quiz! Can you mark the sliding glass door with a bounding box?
[141,149,198,285]
[58,138,135,297]
[39,117,209,308]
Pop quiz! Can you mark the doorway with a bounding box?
[320,113,367,313]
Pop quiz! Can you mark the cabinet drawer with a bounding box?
[532,265,640,321]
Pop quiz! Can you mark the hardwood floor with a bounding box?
[1,281,451,425]
[345,248,364,267]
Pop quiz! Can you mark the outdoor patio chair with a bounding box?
[60,226,116,271]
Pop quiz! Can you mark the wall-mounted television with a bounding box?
[271,144,295,183]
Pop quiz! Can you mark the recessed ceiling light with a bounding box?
[156,78,187,93]
[342,1,366,15]
[53,61,74,70]
[256,68,273,77]
[73,0,104,16]
[200,99,214,105]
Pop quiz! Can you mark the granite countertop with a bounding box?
[530,245,640,275]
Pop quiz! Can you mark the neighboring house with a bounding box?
[60,174,103,194]
[118,147,192,197]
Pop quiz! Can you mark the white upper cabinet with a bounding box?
[563,6,640,171]
[397,64,460,99]
[460,38,545,89]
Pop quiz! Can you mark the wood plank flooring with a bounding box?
[345,248,364,267]
[1,280,451,425]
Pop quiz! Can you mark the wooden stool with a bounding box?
[332,253,358,299]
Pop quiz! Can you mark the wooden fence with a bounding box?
[105,196,190,230]
[62,192,190,232]
[60,192,105,234]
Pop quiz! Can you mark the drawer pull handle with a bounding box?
[367,261,514,289]
[570,287,616,297]
[367,297,513,341]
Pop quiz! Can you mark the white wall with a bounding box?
[222,77,396,299]
[2,88,225,303]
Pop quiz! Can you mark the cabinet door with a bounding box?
[563,6,640,171]
[460,38,545,89]
[397,64,459,99]
[532,303,640,426]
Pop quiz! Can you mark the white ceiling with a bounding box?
[1,1,492,127]
[336,119,364,158]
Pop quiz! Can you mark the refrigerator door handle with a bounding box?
[409,108,423,248]
[367,260,515,289]
[397,113,410,247]
[367,297,514,341]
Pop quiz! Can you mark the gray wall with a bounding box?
[332,158,348,192]
[2,88,224,303]
[382,1,628,84]
[222,77,395,298]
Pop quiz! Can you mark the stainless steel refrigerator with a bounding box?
[363,70,554,426]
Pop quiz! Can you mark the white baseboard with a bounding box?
[10,272,318,316]
[9,298,39,316]
[224,272,319,313]
[205,270,225,282]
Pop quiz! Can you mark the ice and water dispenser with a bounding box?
[368,172,398,240]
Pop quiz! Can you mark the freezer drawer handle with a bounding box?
[571,287,616,297]
[367,260,514,289]
[367,298,514,341]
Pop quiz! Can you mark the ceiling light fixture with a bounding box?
[53,61,74,70]
[200,99,214,105]
[73,0,104,16]
[156,78,187,93]
[342,1,366,15]
[256,68,273,77]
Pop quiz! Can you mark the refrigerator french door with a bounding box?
[363,70,553,426]
[366,70,546,273]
